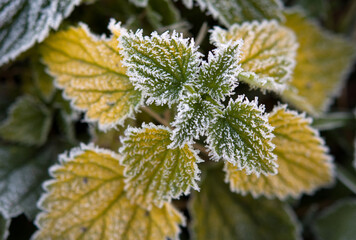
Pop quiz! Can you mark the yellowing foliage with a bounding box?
[211,20,297,92]
[282,11,356,115]
[120,124,201,209]
[33,144,184,240]
[225,106,334,199]
[41,21,142,131]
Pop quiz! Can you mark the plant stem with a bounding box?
[195,22,208,46]
[141,106,171,128]
[193,143,209,157]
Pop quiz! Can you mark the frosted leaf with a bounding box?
[196,40,243,101]
[0,0,81,66]
[225,105,334,199]
[211,20,298,93]
[0,213,9,240]
[281,10,356,115]
[0,96,52,146]
[33,144,184,240]
[119,29,202,106]
[0,143,60,219]
[181,0,194,9]
[41,22,142,131]
[190,167,301,240]
[129,0,148,7]
[192,0,284,27]
[170,94,218,148]
[206,95,277,175]
[120,124,202,209]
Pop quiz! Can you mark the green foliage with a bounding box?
[120,28,202,106]
[0,96,52,146]
[0,0,355,239]
[0,213,9,240]
[0,0,81,66]
[183,0,284,27]
[190,167,301,240]
[207,96,277,175]
[313,200,356,240]
[0,142,62,219]
[120,123,201,209]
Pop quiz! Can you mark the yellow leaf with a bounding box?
[33,144,184,240]
[282,10,356,115]
[120,123,202,209]
[225,105,334,199]
[211,20,298,92]
[41,21,142,131]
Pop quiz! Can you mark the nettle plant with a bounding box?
[0,0,356,239]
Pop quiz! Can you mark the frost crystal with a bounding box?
[225,105,335,199]
[33,144,185,240]
[0,0,81,66]
[170,94,218,148]
[211,20,298,93]
[41,23,142,131]
[120,123,202,209]
[190,0,284,26]
[195,40,243,101]
[120,29,203,106]
[206,95,277,175]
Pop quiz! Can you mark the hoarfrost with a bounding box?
[0,0,81,66]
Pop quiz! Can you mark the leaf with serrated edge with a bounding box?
[189,167,301,240]
[0,95,52,146]
[0,0,81,66]
[41,20,142,131]
[33,144,184,240]
[225,105,334,199]
[282,10,356,115]
[207,95,277,175]
[211,20,298,93]
[0,143,59,219]
[196,40,242,101]
[192,0,284,27]
[119,28,202,106]
[170,94,217,148]
[120,123,202,209]
[0,213,10,240]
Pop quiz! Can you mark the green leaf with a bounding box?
[31,56,56,102]
[170,94,217,148]
[312,112,355,131]
[211,20,298,93]
[189,0,284,26]
[33,144,184,240]
[189,167,301,240]
[41,22,142,131]
[281,10,356,115]
[119,28,202,106]
[225,105,334,199]
[0,95,52,146]
[120,123,202,209]
[196,40,242,101]
[0,0,81,66]
[313,199,356,240]
[0,213,9,240]
[0,142,60,219]
[206,95,277,175]
[146,0,181,29]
